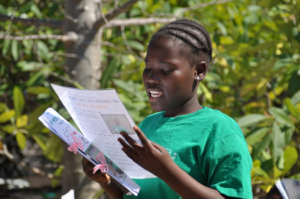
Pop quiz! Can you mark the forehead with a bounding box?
[146,35,189,61]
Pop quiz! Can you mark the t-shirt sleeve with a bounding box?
[206,133,253,199]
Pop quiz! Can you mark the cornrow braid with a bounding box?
[150,19,212,64]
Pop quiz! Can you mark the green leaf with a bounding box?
[217,22,227,35]
[27,102,52,129]
[101,59,120,88]
[17,61,41,71]
[0,103,8,113]
[16,115,28,128]
[32,134,47,151]
[114,79,140,96]
[252,160,269,178]
[198,83,212,102]
[16,131,26,150]
[269,107,294,127]
[2,39,10,56]
[13,86,25,118]
[252,133,272,159]
[272,122,285,164]
[37,41,49,59]
[53,165,64,177]
[288,70,300,96]
[30,4,42,18]
[1,125,15,133]
[11,40,19,60]
[127,40,144,51]
[44,134,63,162]
[26,71,44,87]
[291,90,300,105]
[246,128,269,145]
[282,146,298,175]
[284,98,300,119]
[26,86,51,95]
[22,40,34,55]
[0,110,15,123]
[238,114,267,128]
[220,36,234,45]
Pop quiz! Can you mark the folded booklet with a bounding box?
[39,108,140,195]
[39,84,155,196]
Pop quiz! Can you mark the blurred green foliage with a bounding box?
[0,0,300,196]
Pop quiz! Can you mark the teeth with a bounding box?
[149,90,162,98]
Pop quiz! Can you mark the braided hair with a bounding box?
[149,19,212,65]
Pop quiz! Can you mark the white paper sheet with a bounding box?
[39,108,141,196]
[51,84,154,179]
[61,189,74,199]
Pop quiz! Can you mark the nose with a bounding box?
[143,71,160,87]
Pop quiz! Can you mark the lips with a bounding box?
[147,89,163,99]
[149,90,162,98]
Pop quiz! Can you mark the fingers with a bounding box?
[133,125,152,148]
[120,131,142,149]
[82,158,111,185]
[151,142,164,152]
[118,137,140,157]
[82,158,94,174]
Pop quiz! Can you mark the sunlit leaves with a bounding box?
[16,131,26,150]
[272,122,285,164]
[16,115,28,128]
[269,107,294,127]
[246,128,269,145]
[13,86,25,118]
[282,146,298,175]
[238,114,267,128]
[0,110,15,123]
[37,41,50,60]
[44,134,63,162]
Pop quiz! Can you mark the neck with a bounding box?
[164,94,202,117]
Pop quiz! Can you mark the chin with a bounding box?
[150,104,164,112]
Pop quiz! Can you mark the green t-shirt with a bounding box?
[124,107,253,199]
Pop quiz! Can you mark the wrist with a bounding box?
[157,160,181,181]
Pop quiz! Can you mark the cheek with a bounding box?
[171,72,194,89]
[164,76,194,98]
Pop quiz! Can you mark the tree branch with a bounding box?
[0,32,78,41]
[0,14,63,29]
[0,144,14,160]
[95,0,138,29]
[104,17,176,28]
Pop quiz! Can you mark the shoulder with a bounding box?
[201,109,253,198]
[201,107,243,139]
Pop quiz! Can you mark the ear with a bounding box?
[194,61,208,81]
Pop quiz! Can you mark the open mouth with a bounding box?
[147,90,163,98]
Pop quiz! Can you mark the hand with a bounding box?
[82,158,111,185]
[118,126,176,178]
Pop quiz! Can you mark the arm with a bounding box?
[82,158,123,199]
[118,126,226,199]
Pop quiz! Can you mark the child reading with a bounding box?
[82,19,253,199]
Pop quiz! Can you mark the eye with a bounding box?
[162,69,173,75]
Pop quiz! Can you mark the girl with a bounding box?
[83,19,253,199]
